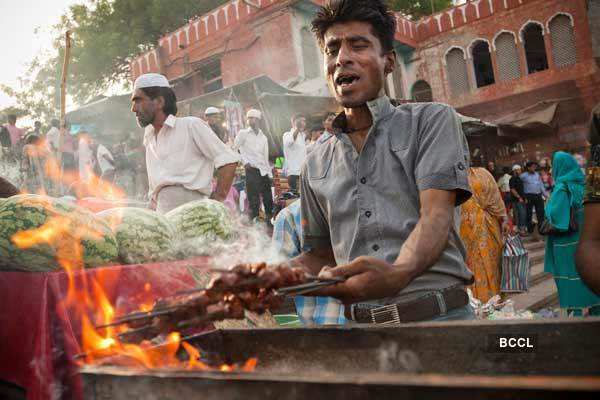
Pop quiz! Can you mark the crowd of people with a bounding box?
[459,150,599,314]
[0,114,147,198]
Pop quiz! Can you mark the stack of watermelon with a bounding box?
[166,199,236,258]
[0,194,119,271]
[0,194,238,271]
[97,207,176,265]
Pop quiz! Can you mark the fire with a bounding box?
[13,158,257,373]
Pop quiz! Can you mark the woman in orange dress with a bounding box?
[460,167,510,302]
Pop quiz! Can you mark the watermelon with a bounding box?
[97,207,175,265]
[0,194,119,271]
[166,199,235,257]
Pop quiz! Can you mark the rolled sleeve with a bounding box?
[415,104,471,205]
[190,119,240,169]
[299,170,331,250]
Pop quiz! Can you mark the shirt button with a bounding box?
[360,177,367,184]
[372,244,380,251]
[365,211,372,218]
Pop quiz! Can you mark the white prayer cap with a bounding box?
[512,164,521,171]
[246,109,262,120]
[133,73,170,90]
[205,107,220,116]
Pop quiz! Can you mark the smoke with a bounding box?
[0,157,22,187]
[174,213,287,268]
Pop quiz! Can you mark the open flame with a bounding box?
[13,152,257,372]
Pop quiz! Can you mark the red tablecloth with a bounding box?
[0,258,213,400]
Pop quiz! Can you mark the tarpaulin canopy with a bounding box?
[177,75,298,117]
[65,94,140,145]
[493,100,559,137]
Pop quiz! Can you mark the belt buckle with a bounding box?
[370,304,401,326]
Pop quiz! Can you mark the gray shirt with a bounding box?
[300,96,474,305]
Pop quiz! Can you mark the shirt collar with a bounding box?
[331,95,394,135]
[143,114,177,144]
[164,114,177,128]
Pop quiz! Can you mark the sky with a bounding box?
[0,0,79,111]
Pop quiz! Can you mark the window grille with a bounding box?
[446,48,470,96]
[200,59,223,94]
[495,32,521,81]
[411,80,433,102]
[550,15,577,68]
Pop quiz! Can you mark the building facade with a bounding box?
[130,0,600,164]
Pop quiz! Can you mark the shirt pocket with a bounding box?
[388,129,412,152]
[306,144,335,181]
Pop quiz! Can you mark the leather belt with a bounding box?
[345,287,469,325]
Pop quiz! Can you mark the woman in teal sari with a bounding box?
[544,152,600,316]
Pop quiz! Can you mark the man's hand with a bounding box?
[310,256,413,304]
[212,162,237,202]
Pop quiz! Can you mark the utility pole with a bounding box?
[57,30,72,194]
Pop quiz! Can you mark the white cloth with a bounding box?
[143,114,240,201]
[134,73,170,89]
[497,173,511,193]
[96,144,115,174]
[46,127,60,151]
[155,185,207,214]
[233,127,272,178]
[78,138,94,182]
[282,130,307,176]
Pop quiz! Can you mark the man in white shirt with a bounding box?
[233,109,274,225]
[130,73,239,213]
[282,113,308,192]
[96,142,116,183]
[77,130,95,183]
[46,119,61,154]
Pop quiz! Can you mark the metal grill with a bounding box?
[446,48,470,97]
[550,15,577,69]
[495,32,521,82]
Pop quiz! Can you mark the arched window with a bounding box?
[522,23,549,74]
[411,80,433,102]
[301,28,320,79]
[446,47,470,96]
[494,32,521,82]
[471,40,495,87]
[549,14,577,68]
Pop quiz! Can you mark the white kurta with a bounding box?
[233,127,272,178]
[143,114,240,202]
[78,138,94,182]
[281,130,307,176]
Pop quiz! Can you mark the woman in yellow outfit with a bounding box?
[460,167,510,302]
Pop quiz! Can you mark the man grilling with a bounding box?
[288,0,475,324]
[130,73,239,213]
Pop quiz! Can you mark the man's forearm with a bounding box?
[576,203,600,295]
[289,246,337,276]
[212,162,237,201]
[393,199,454,281]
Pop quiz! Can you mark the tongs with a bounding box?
[273,276,345,296]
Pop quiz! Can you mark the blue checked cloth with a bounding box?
[272,200,346,325]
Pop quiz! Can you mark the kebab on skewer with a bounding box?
[102,263,332,342]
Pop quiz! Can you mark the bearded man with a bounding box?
[130,73,239,213]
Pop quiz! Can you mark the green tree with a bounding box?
[387,0,454,18]
[2,0,228,123]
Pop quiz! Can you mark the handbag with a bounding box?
[501,235,529,292]
[538,206,578,236]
